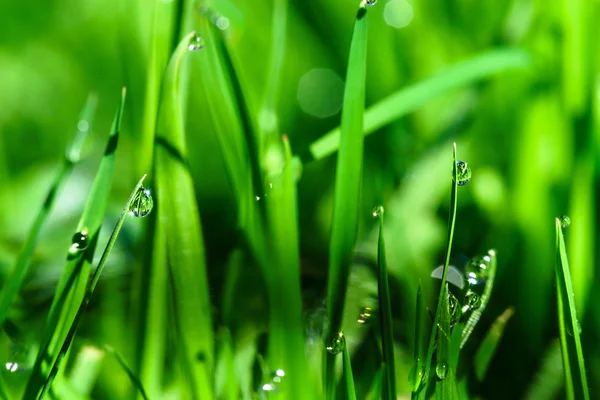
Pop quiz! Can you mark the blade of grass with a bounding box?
[306,49,530,161]
[366,365,384,400]
[324,4,369,398]
[435,284,458,400]
[263,136,313,398]
[36,175,148,399]
[460,249,498,348]
[215,328,238,400]
[68,345,105,397]
[417,143,458,400]
[154,31,213,399]
[23,89,125,400]
[376,211,396,400]
[555,218,589,400]
[473,307,515,381]
[104,345,149,400]
[524,341,564,400]
[0,94,97,330]
[410,284,424,397]
[342,339,357,400]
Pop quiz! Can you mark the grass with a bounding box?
[1,1,599,399]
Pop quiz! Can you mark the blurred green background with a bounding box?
[0,0,599,398]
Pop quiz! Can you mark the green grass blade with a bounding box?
[36,175,148,399]
[524,341,564,400]
[366,365,384,400]
[0,94,97,330]
[104,345,149,400]
[264,136,313,398]
[376,212,396,400]
[474,307,515,381]
[215,328,238,400]
[435,284,458,400]
[154,31,213,399]
[67,345,104,397]
[410,284,424,397]
[342,339,357,400]
[23,89,125,400]
[325,4,369,398]
[418,143,458,400]
[555,218,589,400]
[460,249,498,348]
[307,49,530,161]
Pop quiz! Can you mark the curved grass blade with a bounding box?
[23,89,125,400]
[264,136,313,398]
[36,175,148,399]
[342,339,356,400]
[104,345,149,400]
[460,249,497,348]
[307,49,531,161]
[436,284,458,400]
[474,307,515,381]
[0,94,97,330]
[325,4,369,398]
[154,31,213,399]
[417,143,458,400]
[376,212,396,400]
[366,365,384,400]
[555,218,589,400]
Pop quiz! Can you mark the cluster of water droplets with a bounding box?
[260,368,285,394]
[129,187,154,217]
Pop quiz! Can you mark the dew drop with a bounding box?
[68,229,89,255]
[364,0,377,5]
[129,187,154,218]
[3,341,33,377]
[326,332,345,355]
[461,291,481,313]
[262,382,276,392]
[455,160,472,186]
[188,34,205,51]
[448,293,461,326]
[465,255,490,287]
[559,215,571,228]
[372,205,384,218]
[357,307,373,324]
[436,360,448,379]
[408,360,425,392]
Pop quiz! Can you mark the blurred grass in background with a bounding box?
[0,0,599,398]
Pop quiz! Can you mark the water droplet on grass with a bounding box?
[465,255,490,287]
[365,0,377,5]
[188,34,205,51]
[436,360,448,379]
[461,291,481,313]
[559,215,570,228]
[372,205,384,218]
[448,293,461,326]
[326,332,345,354]
[357,307,373,324]
[68,229,89,255]
[408,360,425,392]
[455,161,471,186]
[129,188,154,217]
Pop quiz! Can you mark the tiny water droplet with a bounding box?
[188,34,205,51]
[372,205,384,218]
[364,0,377,5]
[216,16,230,30]
[436,360,448,379]
[461,291,481,313]
[408,360,425,392]
[448,293,461,326]
[455,160,472,186]
[68,229,89,255]
[3,342,33,377]
[326,332,345,355]
[559,215,570,228]
[357,307,373,324]
[262,382,276,392]
[129,187,154,217]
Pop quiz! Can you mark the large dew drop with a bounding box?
[326,332,345,355]
[436,360,448,379]
[465,254,491,287]
[129,187,154,218]
[559,215,570,228]
[188,34,205,51]
[68,229,89,256]
[455,160,472,186]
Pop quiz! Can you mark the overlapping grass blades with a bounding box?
[474,307,514,381]
[154,31,213,399]
[37,175,148,399]
[0,94,97,331]
[417,143,458,400]
[555,218,589,400]
[324,3,369,398]
[307,49,530,161]
[23,89,125,400]
[342,338,357,400]
[376,212,396,400]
